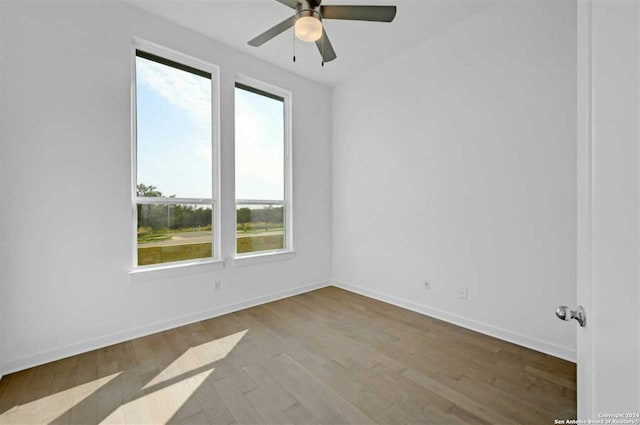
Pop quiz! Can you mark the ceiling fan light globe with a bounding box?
[295,16,322,42]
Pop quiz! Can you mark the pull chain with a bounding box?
[292,29,296,63]
[321,29,325,67]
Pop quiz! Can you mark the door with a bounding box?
[576,0,640,418]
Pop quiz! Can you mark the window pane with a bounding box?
[136,54,212,199]
[236,204,285,254]
[235,86,284,201]
[137,203,213,266]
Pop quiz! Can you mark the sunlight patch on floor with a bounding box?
[101,368,213,425]
[0,372,120,425]
[0,331,250,424]
[143,330,248,390]
[103,330,248,424]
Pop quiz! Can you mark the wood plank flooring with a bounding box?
[0,287,576,424]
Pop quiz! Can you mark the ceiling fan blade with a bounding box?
[275,0,300,9]
[248,15,296,47]
[320,5,397,22]
[315,29,337,63]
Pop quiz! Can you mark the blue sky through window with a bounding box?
[235,87,284,201]
[136,56,212,199]
[136,56,285,202]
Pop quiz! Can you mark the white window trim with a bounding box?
[129,38,221,275]
[129,259,226,283]
[233,250,296,267]
[234,74,294,262]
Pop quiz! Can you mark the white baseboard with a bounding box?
[1,278,575,374]
[332,281,576,362]
[1,280,331,375]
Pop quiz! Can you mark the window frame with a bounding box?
[130,38,222,272]
[234,75,294,259]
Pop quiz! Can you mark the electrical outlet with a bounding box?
[424,280,431,290]
[458,287,468,299]
[214,280,221,292]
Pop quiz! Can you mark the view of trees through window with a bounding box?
[135,50,215,266]
[136,184,213,266]
[236,204,285,254]
[235,83,287,254]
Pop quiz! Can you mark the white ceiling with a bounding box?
[130,0,491,87]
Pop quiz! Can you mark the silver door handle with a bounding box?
[556,305,586,327]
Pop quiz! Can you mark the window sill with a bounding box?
[233,250,296,267]
[129,259,225,283]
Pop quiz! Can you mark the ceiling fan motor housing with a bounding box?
[295,1,322,21]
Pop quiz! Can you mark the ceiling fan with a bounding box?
[248,0,397,64]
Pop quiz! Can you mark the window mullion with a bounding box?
[136,197,213,205]
[236,199,285,206]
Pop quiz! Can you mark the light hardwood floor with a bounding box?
[0,287,576,424]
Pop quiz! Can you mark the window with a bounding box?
[235,79,292,256]
[133,45,219,268]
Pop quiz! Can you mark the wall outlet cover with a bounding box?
[459,287,468,299]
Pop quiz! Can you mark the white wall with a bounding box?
[0,1,332,373]
[332,0,577,360]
